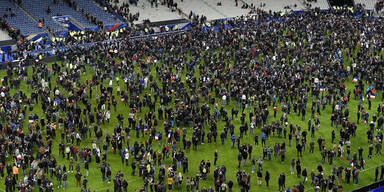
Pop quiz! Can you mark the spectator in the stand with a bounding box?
[375,1,384,12]
[46,6,51,14]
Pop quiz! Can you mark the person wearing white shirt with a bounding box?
[105,110,111,123]
[123,148,129,165]
[222,94,227,105]
[241,94,247,109]
[335,104,339,111]
[144,77,148,89]
[92,141,97,149]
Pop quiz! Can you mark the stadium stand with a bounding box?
[19,0,95,32]
[354,0,377,10]
[196,0,250,18]
[72,0,121,25]
[117,0,183,23]
[0,1,44,35]
[174,0,228,20]
[242,0,306,12]
[303,0,330,9]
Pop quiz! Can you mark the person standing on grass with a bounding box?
[83,176,88,189]
[280,148,286,163]
[182,157,188,173]
[186,176,190,192]
[369,143,374,159]
[131,161,136,176]
[190,177,196,192]
[254,135,258,146]
[278,173,285,191]
[265,171,270,187]
[122,178,128,192]
[75,171,82,187]
[257,169,262,185]
[302,168,308,183]
[354,167,360,184]
[5,175,14,192]
[257,157,263,172]
[296,160,301,178]
[296,142,302,158]
[251,157,256,173]
[222,94,226,106]
[220,132,226,146]
[248,144,253,160]
[69,157,74,173]
[12,165,18,181]
[375,166,379,182]
[261,132,266,146]
[84,160,89,177]
[237,153,242,168]
[231,135,236,148]
[101,163,106,182]
[76,163,81,174]
[63,171,67,189]
[290,158,295,175]
[56,167,62,188]
[345,167,351,184]
[358,147,363,160]
[167,176,173,191]
[107,164,112,183]
[214,150,218,166]
[0,163,4,179]
[123,147,129,166]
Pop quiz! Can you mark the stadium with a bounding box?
[0,0,383,191]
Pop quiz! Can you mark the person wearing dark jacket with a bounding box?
[228,180,233,192]
[302,168,307,183]
[381,165,384,180]
[63,172,67,189]
[5,175,15,192]
[122,179,128,192]
[278,173,285,191]
[75,171,82,187]
[376,166,379,181]
[265,171,270,187]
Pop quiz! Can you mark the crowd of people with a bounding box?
[0,3,384,192]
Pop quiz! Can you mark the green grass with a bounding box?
[0,48,383,192]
